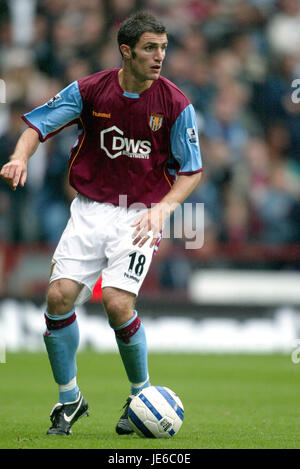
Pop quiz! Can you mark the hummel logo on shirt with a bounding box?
[93,110,111,118]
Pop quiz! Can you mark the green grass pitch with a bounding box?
[0,352,300,449]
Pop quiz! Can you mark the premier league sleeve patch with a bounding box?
[187,127,198,145]
[46,93,62,107]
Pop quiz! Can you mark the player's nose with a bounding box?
[154,48,165,62]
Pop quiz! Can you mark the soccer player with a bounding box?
[0,11,202,436]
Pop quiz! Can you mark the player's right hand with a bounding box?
[0,159,27,191]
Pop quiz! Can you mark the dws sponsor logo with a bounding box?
[100,126,151,159]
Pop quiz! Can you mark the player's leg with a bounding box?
[44,278,89,435]
[43,195,110,435]
[45,278,82,403]
[102,286,151,434]
[100,204,161,434]
[102,286,150,394]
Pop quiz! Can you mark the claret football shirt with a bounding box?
[22,68,202,207]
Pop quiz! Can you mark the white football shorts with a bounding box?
[49,194,157,305]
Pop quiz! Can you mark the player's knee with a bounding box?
[102,290,134,327]
[47,281,74,315]
[102,295,123,317]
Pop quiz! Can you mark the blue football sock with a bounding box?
[113,311,151,396]
[43,309,80,404]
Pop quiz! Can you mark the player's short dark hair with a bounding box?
[117,11,167,57]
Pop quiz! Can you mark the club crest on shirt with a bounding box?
[149,113,164,132]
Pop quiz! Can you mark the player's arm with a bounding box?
[0,128,39,190]
[155,170,202,217]
[1,81,83,191]
[132,103,202,248]
[132,172,202,248]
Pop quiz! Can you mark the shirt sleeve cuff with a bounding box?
[178,168,203,176]
[21,115,46,142]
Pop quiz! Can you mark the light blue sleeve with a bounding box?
[170,104,202,173]
[22,81,83,141]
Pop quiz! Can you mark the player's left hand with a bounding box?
[131,204,170,248]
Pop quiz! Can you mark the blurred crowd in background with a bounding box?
[0,0,300,279]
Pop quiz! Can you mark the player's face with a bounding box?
[129,32,168,82]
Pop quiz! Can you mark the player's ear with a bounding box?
[120,44,132,60]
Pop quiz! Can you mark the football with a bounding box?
[128,385,184,438]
